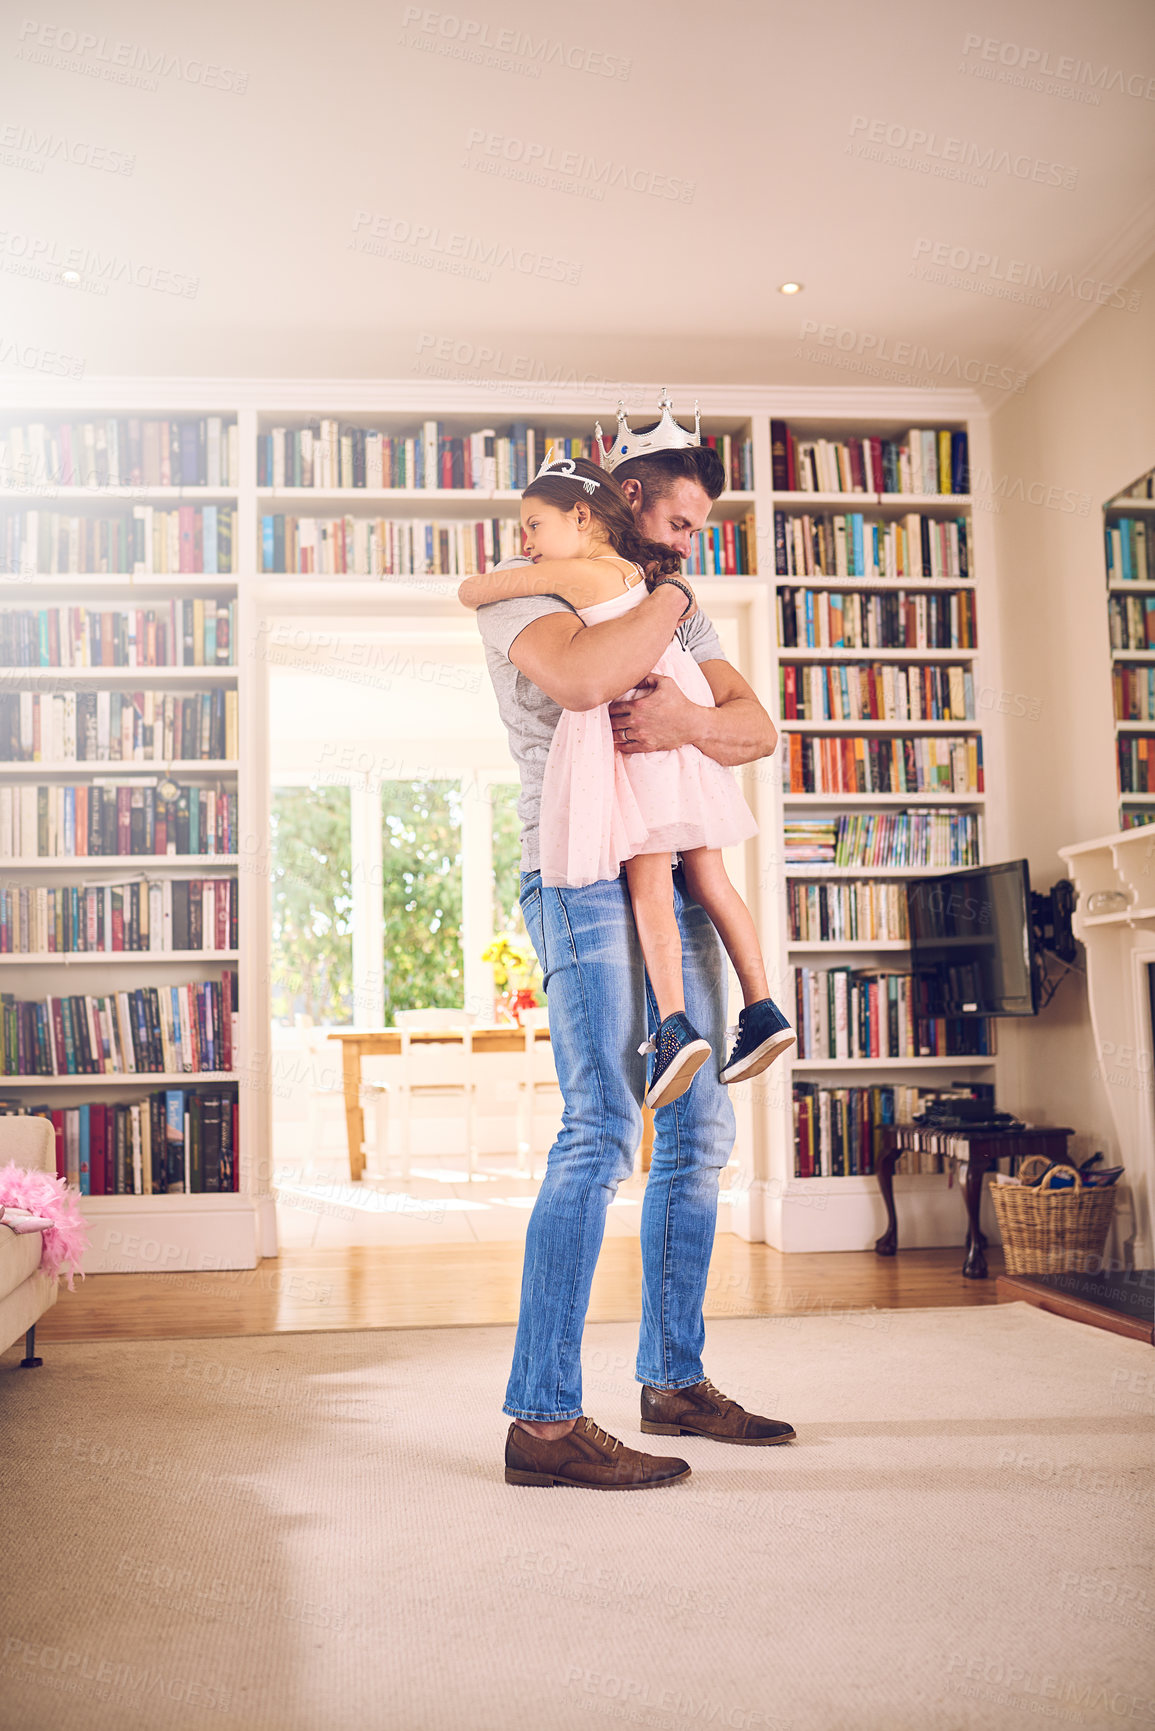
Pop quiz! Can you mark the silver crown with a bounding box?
[535,447,601,492]
[595,390,701,474]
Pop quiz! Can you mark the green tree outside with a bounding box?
[269,785,354,1024]
[270,779,534,1026]
[382,780,464,1016]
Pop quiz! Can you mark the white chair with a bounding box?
[358,1078,392,1181]
[391,1008,479,1179]
[516,1009,562,1178]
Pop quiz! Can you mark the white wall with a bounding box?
[989,252,1155,1168]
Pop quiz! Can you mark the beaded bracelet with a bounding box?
[648,575,695,618]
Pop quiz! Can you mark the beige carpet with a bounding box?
[1,1303,1152,1731]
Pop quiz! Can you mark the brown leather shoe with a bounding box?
[640,1378,796,1446]
[504,1416,691,1489]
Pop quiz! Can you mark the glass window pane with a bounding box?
[488,782,543,1004]
[382,780,463,1017]
[270,785,353,1025]
[491,783,523,934]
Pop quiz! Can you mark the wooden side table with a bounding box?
[874,1124,1076,1279]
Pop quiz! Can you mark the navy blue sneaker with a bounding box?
[719,999,796,1085]
[638,1012,712,1111]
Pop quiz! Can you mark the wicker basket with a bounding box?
[992,1159,1116,1276]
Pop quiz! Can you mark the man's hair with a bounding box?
[610,439,726,504]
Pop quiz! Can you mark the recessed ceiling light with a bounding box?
[778,281,804,295]
[61,269,81,285]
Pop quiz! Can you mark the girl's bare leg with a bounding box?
[624,854,685,1022]
[679,849,769,1007]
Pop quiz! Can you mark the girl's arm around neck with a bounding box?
[458,557,632,612]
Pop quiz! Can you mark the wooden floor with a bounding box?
[38,1237,1004,1342]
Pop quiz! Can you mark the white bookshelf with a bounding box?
[0,404,253,1272]
[760,409,1004,1253]
[2,380,1008,1261]
[1105,470,1155,831]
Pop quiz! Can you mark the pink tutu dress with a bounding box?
[538,578,759,888]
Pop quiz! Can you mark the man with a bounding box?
[475,398,795,1490]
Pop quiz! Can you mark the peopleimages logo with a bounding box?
[0,335,85,376]
[462,129,694,203]
[961,33,1155,100]
[350,211,581,286]
[15,18,249,91]
[398,7,631,79]
[911,238,1140,312]
[848,115,1078,189]
[0,123,134,174]
[0,231,198,297]
[798,319,1028,393]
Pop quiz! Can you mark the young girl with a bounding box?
[460,454,795,1111]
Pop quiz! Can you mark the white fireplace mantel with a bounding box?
[1060,827,1155,1262]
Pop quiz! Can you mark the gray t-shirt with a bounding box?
[476,573,726,870]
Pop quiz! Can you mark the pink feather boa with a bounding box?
[0,1163,89,1289]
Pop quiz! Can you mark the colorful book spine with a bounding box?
[779,662,974,722]
[792,966,994,1062]
[771,425,968,497]
[783,733,982,796]
[0,418,237,489]
[773,511,969,580]
[776,587,976,651]
[0,970,237,1076]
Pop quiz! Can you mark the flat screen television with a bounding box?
[906,860,1039,1017]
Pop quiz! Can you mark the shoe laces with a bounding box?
[699,1377,734,1410]
[581,1418,621,1454]
[637,1037,655,1056]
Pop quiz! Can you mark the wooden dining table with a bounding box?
[326,1025,654,1181]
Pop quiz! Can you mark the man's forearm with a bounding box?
[689,696,777,767]
[510,585,687,710]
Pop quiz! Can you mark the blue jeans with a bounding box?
[504,864,735,1420]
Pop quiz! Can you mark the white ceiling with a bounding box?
[2,0,1154,395]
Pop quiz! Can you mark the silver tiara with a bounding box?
[535,447,601,493]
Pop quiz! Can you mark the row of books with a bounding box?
[770,423,969,496]
[777,587,977,651]
[788,879,910,944]
[1106,518,1151,584]
[0,878,236,955]
[260,515,524,577]
[784,811,980,870]
[0,1093,238,1194]
[792,965,995,1061]
[682,518,755,576]
[1117,737,1155,794]
[1108,594,1155,651]
[773,512,971,580]
[1122,811,1155,828]
[0,970,237,1076]
[1113,666,1155,722]
[256,423,755,494]
[0,418,238,489]
[0,601,235,669]
[793,1084,933,1177]
[0,690,238,763]
[779,662,974,723]
[783,734,984,796]
[0,782,237,859]
[2,508,236,575]
[882,1125,1021,1173]
[260,420,528,492]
